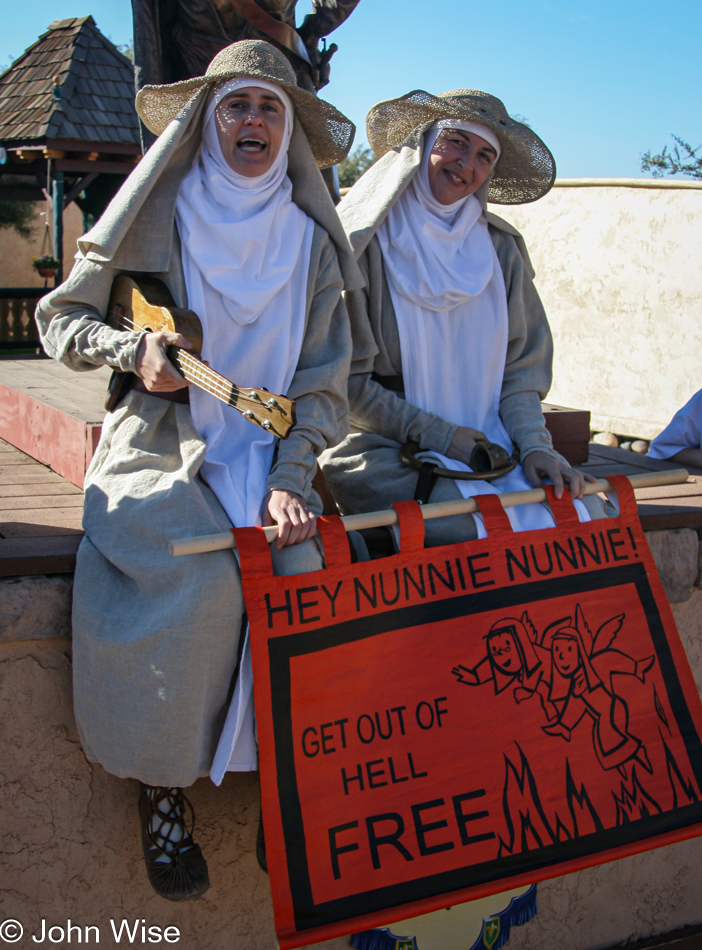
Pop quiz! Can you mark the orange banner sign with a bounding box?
[235,477,702,949]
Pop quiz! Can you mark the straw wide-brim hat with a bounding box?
[136,40,355,168]
[366,89,556,204]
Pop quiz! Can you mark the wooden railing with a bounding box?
[0,288,44,346]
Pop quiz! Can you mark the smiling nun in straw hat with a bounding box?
[321,87,606,546]
[35,39,363,902]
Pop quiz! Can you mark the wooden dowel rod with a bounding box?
[168,468,689,557]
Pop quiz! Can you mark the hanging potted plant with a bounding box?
[32,254,60,278]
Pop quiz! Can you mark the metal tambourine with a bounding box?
[400,440,520,481]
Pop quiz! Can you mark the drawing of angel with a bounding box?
[541,604,655,777]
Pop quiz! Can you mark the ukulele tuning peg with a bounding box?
[248,391,260,401]
[262,420,272,430]
[243,410,255,419]
[265,398,278,409]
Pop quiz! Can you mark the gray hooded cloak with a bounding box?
[35,88,362,786]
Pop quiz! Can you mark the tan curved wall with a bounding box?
[490,180,702,441]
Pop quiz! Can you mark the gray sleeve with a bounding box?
[35,255,144,373]
[265,227,352,500]
[346,237,457,453]
[494,230,560,462]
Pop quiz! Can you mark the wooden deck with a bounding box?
[0,358,110,488]
[582,443,702,529]
[0,438,83,576]
[2,433,700,578]
[1,357,701,578]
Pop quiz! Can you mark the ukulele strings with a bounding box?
[113,310,246,410]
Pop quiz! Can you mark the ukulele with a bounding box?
[105,274,296,439]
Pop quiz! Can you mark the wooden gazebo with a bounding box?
[0,16,141,345]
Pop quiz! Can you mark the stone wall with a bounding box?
[489,180,702,441]
[1,526,701,950]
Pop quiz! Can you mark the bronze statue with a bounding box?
[131,0,361,96]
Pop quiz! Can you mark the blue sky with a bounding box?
[2,0,700,178]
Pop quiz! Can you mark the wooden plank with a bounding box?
[0,464,61,475]
[639,506,702,530]
[0,470,73,485]
[0,494,84,511]
[86,422,102,469]
[0,522,83,538]
[581,461,650,478]
[636,495,702,510]
[0,454,63,473]
[0,362,110,485]
[55,158,135,175]
[0,535,81,576]
[0,381,89,487]
[0,481,82,498]
[0,359,109,421]
[0,456,39,466]
[0,506,84,530]
[0,435,86,565]
[585,449,702,528]
[634,485,702,501]
[584,445,674,472]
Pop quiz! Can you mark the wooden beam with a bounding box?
[52,172,64,285]
[47,138,142,156]
[54,158,135,175]
[63,172,98,208]
[0,535,82,577]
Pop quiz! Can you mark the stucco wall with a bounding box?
[0,579,349,950]
[489,180,702,441]
[0,203,83,288]
[2,526,702,950]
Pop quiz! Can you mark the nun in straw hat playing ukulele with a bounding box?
[35,39,362,902]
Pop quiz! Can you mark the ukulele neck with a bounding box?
[171,346,237,406]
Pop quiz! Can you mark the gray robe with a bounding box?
[321,134,602,544]
[35,93,359,787]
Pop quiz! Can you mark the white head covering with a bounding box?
[376,121,497,311]
[434,118,502,159]
[175,80,315,532]
[176,78,307,325]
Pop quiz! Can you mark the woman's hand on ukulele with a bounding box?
[263,490,316,549]
[135,331,192,392]
[446,426,488,466]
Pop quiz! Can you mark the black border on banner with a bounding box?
[265,562,702,933]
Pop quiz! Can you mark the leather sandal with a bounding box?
[138,784,210,901]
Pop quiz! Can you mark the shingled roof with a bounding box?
[0,16,140,147]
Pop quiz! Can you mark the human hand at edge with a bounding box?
[262,489,316,549]
[135,331,191,392]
